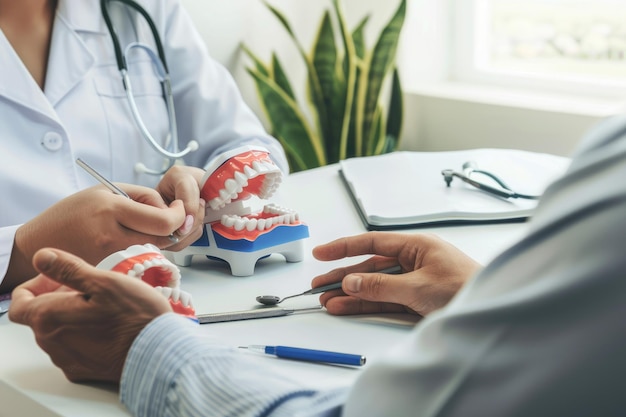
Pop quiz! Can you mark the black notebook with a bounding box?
[339,149,570,230]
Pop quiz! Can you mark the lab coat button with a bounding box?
[42,132,63,151]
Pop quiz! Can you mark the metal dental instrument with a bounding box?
[76,158,179,243]
[256,282,343,306]
[197,305,323,324]
[256,265,403,306]
[76,158,130,198]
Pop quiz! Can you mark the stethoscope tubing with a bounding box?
[101,0,198,175]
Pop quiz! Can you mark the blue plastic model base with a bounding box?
[169,222,309,276]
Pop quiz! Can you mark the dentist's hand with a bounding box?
[156,165,206,248]
[9,248,171,383]
[312,232,481,316]
[3,184,187,292]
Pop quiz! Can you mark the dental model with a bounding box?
[169,145,309,276]
[97,244,196,320]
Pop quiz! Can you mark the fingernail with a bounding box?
[36,250,57,271]
[344,274,362,293]
[199,198,206,208]
[178,215,194,235]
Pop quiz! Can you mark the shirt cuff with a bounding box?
[120,313,214,416]
[0,224,21,288]
[120,313,348,417]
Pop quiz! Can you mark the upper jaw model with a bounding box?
[97,244,196,321]
[168,145,309,276]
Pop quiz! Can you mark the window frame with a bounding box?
[449,0,626,98]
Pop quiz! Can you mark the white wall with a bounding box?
[180,0,610,157]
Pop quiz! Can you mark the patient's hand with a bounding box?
[312,232,481,316]
[9,248,171,383]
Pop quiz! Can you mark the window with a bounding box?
[452,0,626,97]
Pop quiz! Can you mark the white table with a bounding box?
[0,164,529,416]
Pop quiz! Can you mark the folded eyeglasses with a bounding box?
[441,161,539,200]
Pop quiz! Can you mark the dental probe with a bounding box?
[256,264,403,306]
[76,158,179,243]
[196,306,323,324]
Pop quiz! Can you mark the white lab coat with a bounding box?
[0,0,288,283]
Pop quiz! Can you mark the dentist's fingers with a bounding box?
[156,166,206,237]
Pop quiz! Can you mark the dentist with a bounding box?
[0,0,288,291]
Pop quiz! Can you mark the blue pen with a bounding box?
[239,345,366,366]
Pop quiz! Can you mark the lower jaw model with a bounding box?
[168,145,309,276]
[97,244,197,321]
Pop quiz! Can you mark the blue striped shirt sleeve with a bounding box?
[120,313,348,417]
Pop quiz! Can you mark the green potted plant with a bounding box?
[243,0,406,172]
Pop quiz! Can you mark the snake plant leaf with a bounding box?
[247,0,405,170]
[381,134,398,154]
[332,0,358,161]
[351,15,370,61]
[360,0,406,154]
[247,69,325,171]
[263,1,298,42]
[342,15,369,78]
[369,105,386,155]
[264,1,331,148]
[240,43,270,77]
[386,67,403,145]
[271,53,295,100]
[312,10,345,163]
[344,16,370,159]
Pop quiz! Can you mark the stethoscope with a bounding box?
[101,0,198,175]
[441,161,540,200]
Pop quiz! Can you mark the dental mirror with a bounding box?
[256,266,403,306]
[256,282,343,306]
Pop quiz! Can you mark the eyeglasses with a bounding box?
[441,161,539,200]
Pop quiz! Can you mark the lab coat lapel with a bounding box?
[0,30,58,122]
[44,4,97,108]
[0,0,101,122]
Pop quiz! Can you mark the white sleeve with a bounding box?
[157,0,289,173]
[121,314,347,417]
[343,115,626,416]
[0,225,20,288]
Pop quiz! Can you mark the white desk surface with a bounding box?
[0,164,529,416]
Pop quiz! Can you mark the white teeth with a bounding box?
[124,257,180,286]
[179,291,192,307]
[159,286,172,298]
[252,160,264,173]
[235,171,248,186]
[206,158,282,211]
[208,198,223,210]
[222,214,236,227]
[220,203,300,231]
[219,188,231,201]
[155,286,193,308]
[225,178,238,193]
[264,161,276,171]
[243,165,257,177]
[246,218,258,231]
[234,217,246,231]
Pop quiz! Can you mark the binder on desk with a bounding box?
[339,149,571,230]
